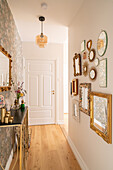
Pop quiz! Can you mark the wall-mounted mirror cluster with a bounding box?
[71,30,111,144]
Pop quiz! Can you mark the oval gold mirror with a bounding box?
[88,49,95,62]
[87,40,92,51]
[89,67,97,80]
[0,45,12,92]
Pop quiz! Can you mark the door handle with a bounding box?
[51,90,55,93]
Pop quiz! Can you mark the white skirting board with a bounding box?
[60,126,88,170]
[67,136,89,170]
[57,120,64,124]
[5,149,13,170]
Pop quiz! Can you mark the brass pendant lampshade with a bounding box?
[36,16,47,48]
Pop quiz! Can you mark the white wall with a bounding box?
[68,0,113,170]
[63,41,68,113]
[22,42,64,123]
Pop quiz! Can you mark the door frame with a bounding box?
[25,58,63,125]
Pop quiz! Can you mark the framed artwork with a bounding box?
[83,61,88,77]
[99,58,107,87]
[72,99,80,122]
[97,30,108,56]
[88,49,96,62]
[87,40,92,51]
[90,92,112,144]
[81,40,86,52]
[79,83,91,116]
[89,67,97,81]
[73,53,82,76]
[72,79,78,96]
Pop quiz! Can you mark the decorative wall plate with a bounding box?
[88,49,96,62]
[89,67,97,80]
[83,61,88,76]
[95,58,99,67]
[87,40,92,51]
[97,30,108,56]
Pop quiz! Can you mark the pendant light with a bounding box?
[36,16,48,48]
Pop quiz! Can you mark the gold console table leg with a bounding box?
[20,125,22,170]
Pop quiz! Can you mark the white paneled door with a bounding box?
[25,60,56,125]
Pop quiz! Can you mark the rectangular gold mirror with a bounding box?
[90,92,112,144]
[79,83,91,116]
[73,53,82,76]
[0,45,12,91]
[72,79,78,96]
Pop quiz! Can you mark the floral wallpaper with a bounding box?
[0,0,23,169]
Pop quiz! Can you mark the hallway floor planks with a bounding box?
[27,125,81,170]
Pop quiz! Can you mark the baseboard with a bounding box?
[57,120,64,124]
[5,149,13,170]
[29,122,55,126]
[67,136,89,170]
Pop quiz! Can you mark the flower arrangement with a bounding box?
[15,82,27,100]
[11,80,27,106]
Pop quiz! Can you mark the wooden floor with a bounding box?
[27,125,81,170]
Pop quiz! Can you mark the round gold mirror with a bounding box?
[89,67,97,80]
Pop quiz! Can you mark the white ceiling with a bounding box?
[7,0,84,43]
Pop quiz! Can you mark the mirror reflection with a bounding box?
[0,51,9,86]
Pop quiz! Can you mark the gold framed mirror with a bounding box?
[83,61,88,76]
[88,49,96,62]
[72,79,78,96]
[0,45,12,91]
[79,83,91,116]
[73,53,82,76]
[90,92,112,144]
[89,67,97,81]
[87,40,92,51]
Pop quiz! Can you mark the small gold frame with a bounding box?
[87,40,92,51]
[72,79,78,96]
[89,67,97,81]
[88,49,96,62]
[83,61,88,77]
[0,45,12,92]
[73,53,82,76]
[90,92,112,144]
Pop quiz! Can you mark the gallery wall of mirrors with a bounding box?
[71,30,112,144]
[0,45,12,91]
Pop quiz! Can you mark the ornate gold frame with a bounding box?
[90,92,112,144]
[73,53,82,76]
[0,45,12,91]
[79,83,91,116]
[89,67,97,81]
[83,61,88,77]
[72,79,78,96]
[87,40,92,51]
[88,49,96,62]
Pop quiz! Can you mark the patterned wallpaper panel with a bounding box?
[0,0,23,169]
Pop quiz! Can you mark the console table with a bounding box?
[0,107,28,170]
